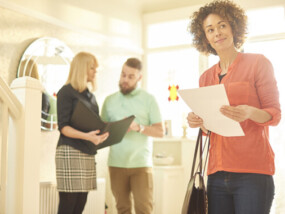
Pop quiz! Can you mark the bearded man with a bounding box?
[101,58,163,214]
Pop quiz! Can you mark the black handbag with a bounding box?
[181,129,210,214]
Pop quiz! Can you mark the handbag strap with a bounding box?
[190,129,211,178]
[190,129,202,177]
[201,132,210,177]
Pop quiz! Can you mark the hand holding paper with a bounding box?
[178,84,245,137]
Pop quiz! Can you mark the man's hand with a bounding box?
[128,121,140,132]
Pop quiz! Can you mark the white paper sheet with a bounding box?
[178,84,245,137]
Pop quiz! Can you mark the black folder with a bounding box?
[70,100,135,150]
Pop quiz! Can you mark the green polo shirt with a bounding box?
[101,88,162,168]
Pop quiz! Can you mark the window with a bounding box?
[147,48,199,137]
[247,7,285,37]
[147,20,192,48]
[145,16,200,137]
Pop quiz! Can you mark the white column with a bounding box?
[7,77,42,214]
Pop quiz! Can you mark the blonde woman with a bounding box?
[55,52,108,214]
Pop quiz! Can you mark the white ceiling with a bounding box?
[137,0,285,13]
[138,0,210,13]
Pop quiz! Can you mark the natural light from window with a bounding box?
[147,19,192,48]
[247,6,285,37]
[146,48,199,137]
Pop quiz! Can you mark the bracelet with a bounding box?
[139,124,145,133]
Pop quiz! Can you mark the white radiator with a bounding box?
[40,178,106,214]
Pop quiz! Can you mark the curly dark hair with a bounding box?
[189,0,247,55]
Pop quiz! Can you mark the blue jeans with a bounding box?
[207,171,274,214]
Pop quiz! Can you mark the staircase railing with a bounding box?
[0,75,22,213]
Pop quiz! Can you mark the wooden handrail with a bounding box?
[0,76,22,119]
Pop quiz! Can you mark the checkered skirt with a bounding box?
[55,144,97,192]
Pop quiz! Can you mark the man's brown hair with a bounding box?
[125,58,142,71]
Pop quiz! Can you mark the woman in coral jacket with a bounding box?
[186,1,281,214]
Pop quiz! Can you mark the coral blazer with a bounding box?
[200,53,281,175]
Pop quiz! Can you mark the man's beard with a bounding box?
[119,82,137,95]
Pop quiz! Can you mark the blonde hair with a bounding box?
[66,52,98,92]
[18,59,40,80]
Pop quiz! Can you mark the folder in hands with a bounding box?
[70,100,135,150]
